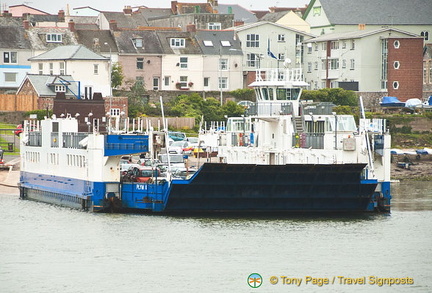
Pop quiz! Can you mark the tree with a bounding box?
[127,81,147,117]
[302,88,358,106]
[111,62,124,90]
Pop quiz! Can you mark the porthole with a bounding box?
[394,40,400,49]
[394,61,400,69]
[393,81,399,89]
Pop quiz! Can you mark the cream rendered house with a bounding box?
[28,45,110,99]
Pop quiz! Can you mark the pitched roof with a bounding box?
[259,11,289,22]
[0,25,31,49]
[306,0,432,25]
[195,30,243,55]
[113,30,163,54]
[20,74,79,98]
[231,21,316,37]
[156,31,202,54]
[218,4,258,23]
[101,11,149,29]
[29,45,108,61]
[75,30,118,53]
[304,27,420,42]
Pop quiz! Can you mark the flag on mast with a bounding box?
[267,38,277,59]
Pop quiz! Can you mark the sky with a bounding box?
[1,0,310,14]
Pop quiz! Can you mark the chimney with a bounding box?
[171,1,178,14]
[123,5,132,15]
[23,20,30,30]
[234,20,244,26]
[58,10,65,21]
[109,20,118,31]
[68,19,75,32]
[186,24,196,33]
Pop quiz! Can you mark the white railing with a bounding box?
[255,68,304,83]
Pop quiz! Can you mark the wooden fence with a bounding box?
[0,94,37,112]
[142,117,195,130]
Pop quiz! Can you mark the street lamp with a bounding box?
[104,42,112,113]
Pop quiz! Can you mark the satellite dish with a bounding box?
[283,58,292,68]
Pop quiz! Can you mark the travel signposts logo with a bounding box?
[248,273,263,288]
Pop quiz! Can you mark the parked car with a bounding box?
[168,131,186,142]
[237,100,254,109]
[122,166,161,183]
[168,141,191,154]
[172,167,197,180]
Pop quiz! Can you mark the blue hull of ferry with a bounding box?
[20,163,391,213]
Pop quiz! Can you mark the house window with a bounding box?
[203,40,214,47]
[313,6,321,16]
[136,58,144,69]
[208,22,221,30]
[314,61,318,70]
[179,76,188,88]
[350,59,355,70]
[314,43,318,51]
[179,57,188,69]
[329,59,339,70]
[46,33,62,43]
[278,34,285,42]
[3,52,17,63]
[342,41,346,49]
[246,34,259,48]
[170,38,185,48]
[59,62,65,75]
[307,62,312,73]
[351,40,355,50]
[153,77,159,90]
[331,41,339,50]
[38,63,43,74]
[55,85,66,92]
[421,31,429,41]
[221,41,231,47]
[94,64,99,75]
[133,38,143,48]
[307,45,312,54]
[278,53,285,61]
[394,61,400,69]
[4,72,17,82]
[84,86,93,99]
[49,63,54,75]
[393,81,399,89]
[246,53,260,68]
[204,77,209,87]
[164,76,170,86]
[321,43,326,51]
[110,108,120,116]
[342,59,347,68]
[394,40,400,49]
[219,58,228,70]
[218,77,228,89]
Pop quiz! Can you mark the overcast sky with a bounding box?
[2,0,309,14]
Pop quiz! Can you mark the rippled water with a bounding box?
[1,181,431,292]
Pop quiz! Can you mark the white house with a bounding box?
[302,28,422,97]
[232,22,316,71]
[28,45,110,98]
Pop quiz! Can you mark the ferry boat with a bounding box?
[19,67,391,213]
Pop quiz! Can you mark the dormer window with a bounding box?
[170,38,185,48]
[208,22,221,30]
[133,38,143,48]
[46,33,62,43]
[55,85,66,92]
